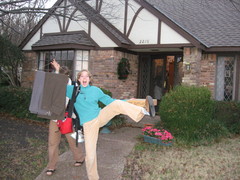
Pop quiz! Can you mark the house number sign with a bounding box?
[139,40,150,44]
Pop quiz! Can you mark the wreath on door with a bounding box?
[117,58,130,79]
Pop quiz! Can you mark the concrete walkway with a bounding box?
[35,116,159,180]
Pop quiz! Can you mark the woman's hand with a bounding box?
[51,59,60,73]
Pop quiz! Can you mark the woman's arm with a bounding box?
[50,59,60,73]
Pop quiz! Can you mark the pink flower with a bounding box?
[142,127,174,143]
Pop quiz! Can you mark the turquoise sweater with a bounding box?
[66,85,115,125]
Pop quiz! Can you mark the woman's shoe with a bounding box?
[46,169,55,176]
[145,96,155,117]
[74,160,85,167]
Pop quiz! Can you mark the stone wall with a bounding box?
[89,50,139,99]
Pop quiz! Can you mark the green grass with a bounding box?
[122,135,240,180]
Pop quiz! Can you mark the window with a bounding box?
[75,50,89,78]
[38,50,89,80]
[215,56,239,101]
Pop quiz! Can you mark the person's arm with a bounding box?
[98,88,116,105]
[66,85,74,99]
[50,59,60,73]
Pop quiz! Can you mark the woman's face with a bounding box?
[78,71,90,87]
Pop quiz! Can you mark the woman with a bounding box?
[46,62,85,176]
[51,60,155,180]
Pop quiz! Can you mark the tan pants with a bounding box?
[83,100,144,180]
[47,120,85,169]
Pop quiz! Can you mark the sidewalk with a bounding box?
[35,116,159,180]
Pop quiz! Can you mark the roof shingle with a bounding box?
[32,31,96,47]
[145,0,240,47]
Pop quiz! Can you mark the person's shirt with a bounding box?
[66,84,115,125]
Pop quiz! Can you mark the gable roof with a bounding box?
[20,0,240,52]
[32,31,97,50]
[20,0,132,50]
[144,0,240,49]
[68,0,133,46]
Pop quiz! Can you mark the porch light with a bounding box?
[185,62,191,71]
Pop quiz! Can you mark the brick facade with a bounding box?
[21,48,220,99]
[89,50,139,99]
[199,54,217,97]
[21,50,139,99]
[21,52,38,88]
[182,47,216,97]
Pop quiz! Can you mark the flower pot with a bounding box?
[144,124,154,128]
[118,74,128,79]
[143,135,173,146]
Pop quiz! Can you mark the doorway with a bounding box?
[138,54,183,100]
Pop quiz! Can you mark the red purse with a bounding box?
[57,112,73,134]
[57,85,79,134]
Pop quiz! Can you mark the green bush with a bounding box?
[159,85,229,145]
[214,101,240,134]
[0,86,126,126]
[99,87,126,128]
[0,86,47,122]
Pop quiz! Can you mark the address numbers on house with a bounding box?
[139,40,150,44]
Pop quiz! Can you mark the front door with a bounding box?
[138,54,183,100]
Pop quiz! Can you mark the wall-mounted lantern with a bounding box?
[185,62,191,71]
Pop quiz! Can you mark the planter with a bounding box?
[143,135,173,146]
[118,74,128,79]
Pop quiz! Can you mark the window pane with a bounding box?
[76,50,83,60]
[83,61,88,69]
[50,51,55,60]
[216,56,235,101]
[39,52,44,60]
[39,60,44,70]
[62,51,67,60]
[55,51,61,60]
[76,61,82,71]
[83,51,89,60]
[38,50,88,80]
[68,50,74,60]
[224,58,234,101]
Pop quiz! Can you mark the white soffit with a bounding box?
[22,30,41,50]
[129,9,158,44]
[100,0,125,33]
[42,17,61,34]
[90,23,117,47]
[127,0,141,32]
[161,22,189,44]
[130,47,183,53]
[68,12,89,32]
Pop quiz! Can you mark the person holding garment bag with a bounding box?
[46,60,85,176]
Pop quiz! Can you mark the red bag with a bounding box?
[57,112,73,134]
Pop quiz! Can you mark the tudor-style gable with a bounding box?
[20,0,240,101]
[21,0,196,52]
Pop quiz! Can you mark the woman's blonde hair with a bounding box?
[77,69,93,85]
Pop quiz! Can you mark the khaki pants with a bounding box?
[83,100,144,180]
[47,120,85,169]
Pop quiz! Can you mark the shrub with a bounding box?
[0,86,126,127]
[99,87,126,128]
[214,101,240,134]
[159,85,229,144]
[0,86,47,122]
